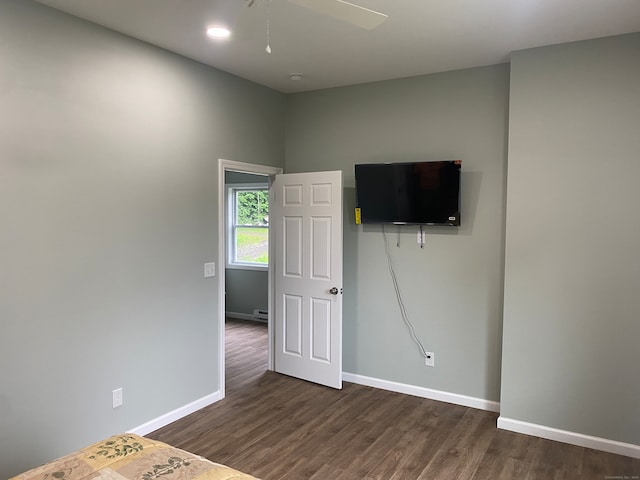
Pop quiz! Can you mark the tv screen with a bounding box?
[355,161,461,225]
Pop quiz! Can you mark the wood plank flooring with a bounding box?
[147,318,640,479]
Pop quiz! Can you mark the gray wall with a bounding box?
[225,171,269,185]
[286,65,510,402]
[0,1,284,477]
[501,34,640,445]
[225,270,269,316]
[224,171,269,316]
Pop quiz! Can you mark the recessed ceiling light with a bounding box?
[290,74,304,81]
[206,26,231,39]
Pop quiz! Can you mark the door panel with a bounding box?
[273,171,343,389]
[311,217,331,279]
[311,298,331,362]
[284,217,303,277]
[284,294,302,356]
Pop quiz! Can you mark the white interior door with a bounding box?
[273,170,343,389]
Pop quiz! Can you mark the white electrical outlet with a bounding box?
[112,388,123,408]
[204,262,216,278]
[424,352,435,367]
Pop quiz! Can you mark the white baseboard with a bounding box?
[226,312,267,323]
[342,372,500,413]
[497,417,640,459]
[128,391,223,437]
[225,311,255,321]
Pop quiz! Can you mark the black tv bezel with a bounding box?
[355,160,461,226]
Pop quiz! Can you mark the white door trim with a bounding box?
[217,159,283,399]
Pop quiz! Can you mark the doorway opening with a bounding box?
[217,159,282,398]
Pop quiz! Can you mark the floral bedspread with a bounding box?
[10,434,258,480]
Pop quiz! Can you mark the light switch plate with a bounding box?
[204,262,216,278]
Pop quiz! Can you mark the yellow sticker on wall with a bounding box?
[355,208,362,225]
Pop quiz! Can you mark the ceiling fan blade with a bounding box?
[287,0,388,30]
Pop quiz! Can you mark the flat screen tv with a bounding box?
[355,160,461,226]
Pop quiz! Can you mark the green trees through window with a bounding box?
[231,188,269,266]
[236,190,269,225]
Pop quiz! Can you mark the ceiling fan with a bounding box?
[246,0,388,30]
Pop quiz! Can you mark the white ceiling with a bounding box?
[35,0,640,93]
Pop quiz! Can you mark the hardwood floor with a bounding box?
[147,318,640,479]
[224,317,269,396]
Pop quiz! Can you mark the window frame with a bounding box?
[226,183,270,271]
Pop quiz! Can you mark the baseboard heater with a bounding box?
[253,309,268,321]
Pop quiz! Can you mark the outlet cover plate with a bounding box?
[425,352,435,367]
[112,388,123,408]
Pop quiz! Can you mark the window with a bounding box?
[227,184,269,269]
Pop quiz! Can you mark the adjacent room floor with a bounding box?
[147,318,640,479]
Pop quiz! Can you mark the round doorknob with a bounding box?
[329,287,339,295]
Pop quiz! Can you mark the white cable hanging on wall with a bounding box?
[382,225,429,359]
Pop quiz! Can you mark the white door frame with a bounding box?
[217,159,283,398]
